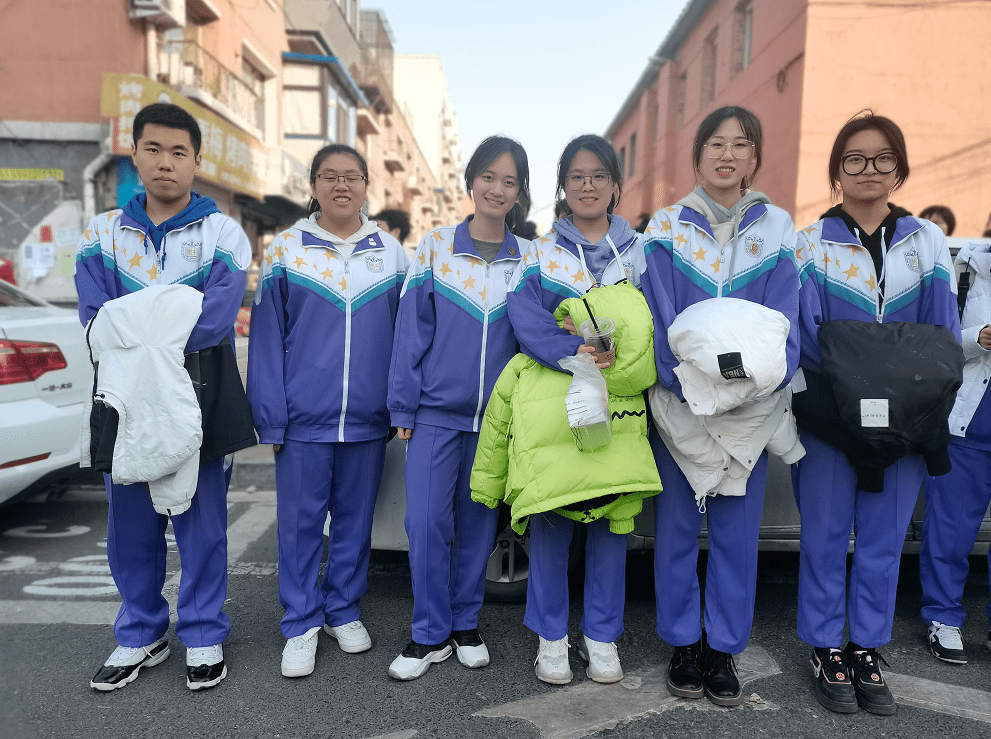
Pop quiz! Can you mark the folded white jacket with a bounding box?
[80,285,204,515]
[668,297,790,416]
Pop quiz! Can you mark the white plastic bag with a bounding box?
[559,353,611,452]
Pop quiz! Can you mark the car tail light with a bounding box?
[0,340,68,384]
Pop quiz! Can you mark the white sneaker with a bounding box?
[577,635,623,683]
[388,640,452,680]
[323,620,372,653]
[90,638,170,691]
[186,644,227,690]
[535,636,572,685]
[451,628,490,668]
[927,621,967,664]
[282,626,321,677]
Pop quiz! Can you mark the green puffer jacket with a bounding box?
[470,281,663,534]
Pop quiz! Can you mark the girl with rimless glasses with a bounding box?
[641,106,801,707]
[247,144,409,679]
[503,134,654,686]
[791,113,958,716]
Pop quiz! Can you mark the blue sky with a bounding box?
[368,0,687,231]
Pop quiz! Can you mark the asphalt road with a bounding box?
[3,483,991,739]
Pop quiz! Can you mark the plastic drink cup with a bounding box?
[579,317,616,355]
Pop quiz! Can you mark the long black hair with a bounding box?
[555,134,623,214]
[464,136,531,235]
[307,144,369,215]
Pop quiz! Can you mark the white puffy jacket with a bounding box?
[650,298,804,506]
[948,239,991,437]
[80,285,204,515]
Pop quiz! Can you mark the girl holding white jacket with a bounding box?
[641,106,801,707]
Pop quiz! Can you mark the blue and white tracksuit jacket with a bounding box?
[74,194,250,648]
[247,213,408,637]
[642,202,800,654]
[793,213,959,648]
[920,239,991,630]
[388,219,527,644]
[507,217,645,643]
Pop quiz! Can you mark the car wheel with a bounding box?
[483,508,585,603]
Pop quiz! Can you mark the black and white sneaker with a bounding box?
[451,629,489,668]
[810,647,858,714]
[90,638,171,691]
[388,640,452,680]
[927,621,967,664]
[186,644,227,691]
[844,643,894,716]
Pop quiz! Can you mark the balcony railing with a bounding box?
[158,39,264,135]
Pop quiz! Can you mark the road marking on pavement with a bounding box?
[0,599,119,624]
[363,732,416,739]
[888,671,991,723]
[475,645,781,739]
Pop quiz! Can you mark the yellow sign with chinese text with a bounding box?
[101,73,266,199]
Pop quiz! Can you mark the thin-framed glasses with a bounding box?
[565,173,612,190]
[315,173,368,184]
[704,140,754,159]
[841,153,897,176]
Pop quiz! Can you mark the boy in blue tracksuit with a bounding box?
[386,137,531,681]
[247,144,408,679]
[78,104,250,692]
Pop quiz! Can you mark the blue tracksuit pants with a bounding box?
[524,512,628,643]
[794,433,923,648]
[651,431,767,655]
[404,424,498,645]
[105,456,230,648]
[920,440,991,628]
[275,438,386,639]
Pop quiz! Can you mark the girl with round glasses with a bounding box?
[386,136,532,681]
[504,134,654,685]
[791,113,958,715]
[641,106,801,707]
[247,144,409,679]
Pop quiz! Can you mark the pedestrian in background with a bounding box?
[791,112,959,716]
[641,106,801,707]
[386,135,532,680]
[80,103,252,692]
[507,133,648,686]
[918,205,956,236]
[373,208,412,246]
[247,144,408,679]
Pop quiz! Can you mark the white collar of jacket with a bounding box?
[294,212,385,253]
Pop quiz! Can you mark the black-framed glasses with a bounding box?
[565,173,612,190]
[314,173,368,185]
[704,140,754,159]
[841,153,897,176]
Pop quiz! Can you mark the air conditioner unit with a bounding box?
[129,0,185,28]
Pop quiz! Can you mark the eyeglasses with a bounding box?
[565,173,612,190]
[841,153,897,176]
[314,173,368,185]
[704,140,754,159]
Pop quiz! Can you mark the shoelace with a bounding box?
[536,638,569,666]
[338,621,363,633]
[108,645,141,664]
[286,633,317,653]
[932,623,964,650]
[587,640,618,662]
[706,649,737,673]
[188,646,221,665]
[846,648,889,676]
[673,644,700,667]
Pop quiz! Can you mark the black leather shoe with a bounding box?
[844,643,894,715]
[811,647,858,713]
[702,644,743,706]
[666,641,704,698]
